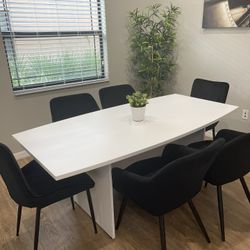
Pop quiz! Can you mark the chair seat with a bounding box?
[22,160,94,207]
[124,144,197,178]
[189,130,246,151]
[113,157,165,194]
[126,157,165,176]
[113,145,198,193]
[188,140,212,149]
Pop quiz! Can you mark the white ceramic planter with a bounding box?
[131,106,146,122]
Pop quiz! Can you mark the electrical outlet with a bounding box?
[242,109,249,120]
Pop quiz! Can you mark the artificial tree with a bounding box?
[129,4,180,97]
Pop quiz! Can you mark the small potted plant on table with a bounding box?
[126,91,148,122]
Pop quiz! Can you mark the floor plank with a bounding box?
[0,158,249,250]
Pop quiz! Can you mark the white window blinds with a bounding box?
[0,0,108,92]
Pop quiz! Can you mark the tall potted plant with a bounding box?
[128,4,180,97]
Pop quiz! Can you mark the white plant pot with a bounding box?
[131,106,146,122]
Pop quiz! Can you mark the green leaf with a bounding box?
[128,3,180,97]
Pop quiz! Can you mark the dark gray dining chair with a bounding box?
[113,139,225,250]
[99,84,135,109]
[50,93,100,122]
[189,129,250,241]
[0,143,97,250]
[191,78,229,139]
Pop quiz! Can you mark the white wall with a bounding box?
[173,0,250,132]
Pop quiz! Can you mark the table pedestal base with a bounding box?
[74,165,115,238]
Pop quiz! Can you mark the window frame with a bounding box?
[0,0,109,95]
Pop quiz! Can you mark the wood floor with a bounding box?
[0,157,249,250]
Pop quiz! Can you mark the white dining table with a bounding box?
[13,94,237,239]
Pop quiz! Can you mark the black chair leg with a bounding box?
[86,189,97,233]
[188,200,211,243]
[159,215,167,250]
[70,196,75,210]
[34,208,41,250]
[217,186,225,241]
[240,177,250,203]
[16,205,22,236]
[212,127,216,140]
[115,196,128,230]
[204,182,208,188]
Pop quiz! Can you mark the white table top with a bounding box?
[13,94,237,180]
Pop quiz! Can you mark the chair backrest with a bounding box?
[206,131,250,185]
[191,78,229,103]
[99,84,135,109]
[50,93,99,122]
[133,139,225,216]
[0,143,34,207]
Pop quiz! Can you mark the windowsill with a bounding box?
[13,78,109,96]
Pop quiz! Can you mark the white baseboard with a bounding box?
[14,150,30,160]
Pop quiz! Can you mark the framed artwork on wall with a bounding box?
[202,0,250,28]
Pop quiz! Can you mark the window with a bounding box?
[0,0,108,94]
